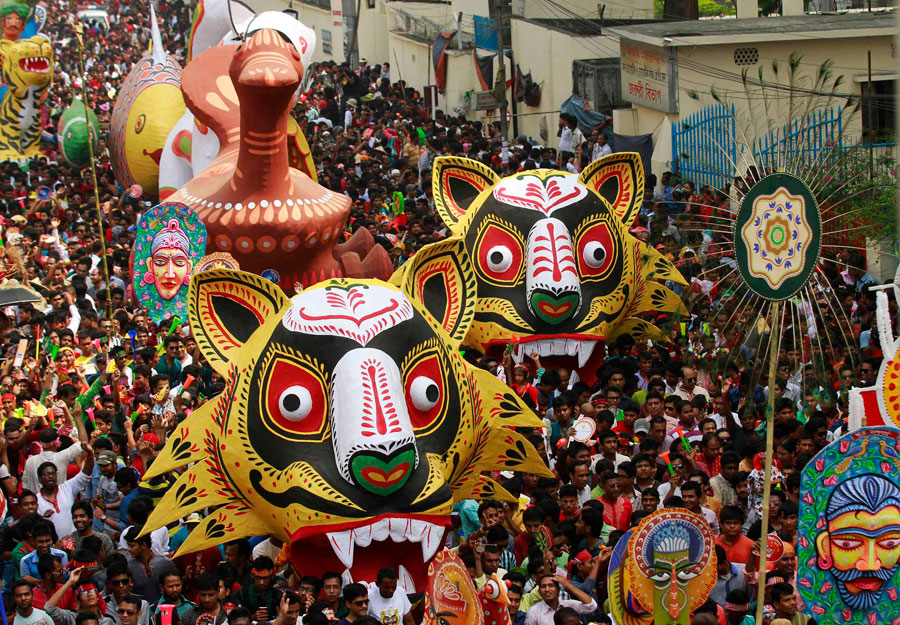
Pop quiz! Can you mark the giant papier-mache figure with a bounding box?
[0,0,51,160]
[109,3,185,200]
[111,1,390,285]
[0,34,52,160]
[164,23,390,288]
[411,155,687,384]
[142,239,551,591]
[158,0,318,199]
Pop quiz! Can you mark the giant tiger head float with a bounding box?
[143,241,550,590]
[414,154,687,382]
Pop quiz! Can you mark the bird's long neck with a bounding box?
[232,94,292,196]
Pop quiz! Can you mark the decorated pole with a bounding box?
[72,21,113,318]
[756,300,780,625]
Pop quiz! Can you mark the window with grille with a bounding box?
[322,29,332,54]
[733,48,759,66]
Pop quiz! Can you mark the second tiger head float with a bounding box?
[405,154,687,383]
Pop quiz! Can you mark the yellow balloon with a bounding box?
[109,53,184,200]
[122,83,184,197]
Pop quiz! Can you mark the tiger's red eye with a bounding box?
[477,224,523,283]
[265,359,326,435]
[577,222,614,277]
[404,353,445,430]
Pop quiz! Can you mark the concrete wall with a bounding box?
[510,18,621,143]
[358,0,390,65]
[674,36,894,125]
[626,34,896,143]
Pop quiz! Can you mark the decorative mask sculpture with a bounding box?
[0,34,52,160]
[424,549,484,625]
[0,0,43,43]
[0,1,27,41]
[876,289,900,428]
[798,426,900,624]
[133,202,206,323]
[142,238,550,591]
[609,529,651,625]
[162,26,390,288]
[478,574,511,625]
[417,155,686,382]
[612,509,716,625]
[109,3,185,199]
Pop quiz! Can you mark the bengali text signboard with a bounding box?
[619,39,678,113]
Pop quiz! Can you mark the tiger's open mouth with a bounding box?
[19,57,50,74]
[485,334,603,369]
[290,513,447,592]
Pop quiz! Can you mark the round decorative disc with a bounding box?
[734,173,821,301]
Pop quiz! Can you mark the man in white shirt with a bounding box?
[591,131,612,161]
[590,430,631,473]
[524,575,597,625]
[710,395,736,430]
[23,427,86,494]
[366,568,413,625]
[568,462,593,506]
[558,125,573,154]
[35,446,93,537]
[682,482,719,535]
[12,580,54,625]
[674,366,710,402]
[344,99,356,129]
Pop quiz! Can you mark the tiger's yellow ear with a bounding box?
[432,156,499,237]
[396,237,476,349]
[578,152,644,227]
[189,269,289,376]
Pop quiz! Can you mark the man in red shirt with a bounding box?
[597,472,632,532]
[716,506,754,565]
[612,401,641,438]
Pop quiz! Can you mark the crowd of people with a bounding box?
[0,1,887,625]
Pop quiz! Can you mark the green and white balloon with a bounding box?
[58,98,99,168]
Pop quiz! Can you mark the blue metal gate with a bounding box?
[671,104,736,189]
[670,105,851,190]
[751,107,844,172]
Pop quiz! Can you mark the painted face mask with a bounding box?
[800,427,900,624]
[609,529,651,625]
[133,202,206,323]
[415,154,686,383]
[143,240,550,592]
[423,549,483,625]
[623,508,716,625]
